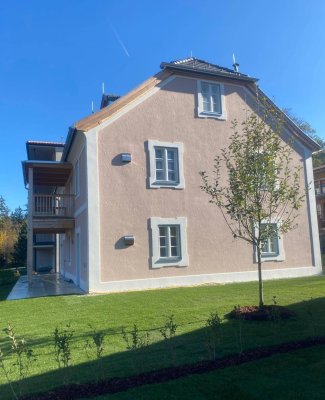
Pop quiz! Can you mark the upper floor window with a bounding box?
[148,140,185,189]
[197,81,226,119]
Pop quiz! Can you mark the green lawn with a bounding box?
[0,275,325,399]
[94,345,325,400]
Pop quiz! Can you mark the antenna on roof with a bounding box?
[190,50,193,58]
[91,100,94,114]
[232,53,239,73]
[102,82,105,95]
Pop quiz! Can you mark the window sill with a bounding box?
[152,258,188,269]
[149,180,185,189]
[197,111,227,120]
[261,254,285,262]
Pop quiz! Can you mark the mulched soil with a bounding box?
[226,305,296,321]
[21,336,325,400]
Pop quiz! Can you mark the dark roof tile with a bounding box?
[160,57,258,82]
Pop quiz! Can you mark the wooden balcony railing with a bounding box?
[33,194,74,217]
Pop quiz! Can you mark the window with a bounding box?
[261,223,279,256]
[159,225,180,259]
[197,80,226,119]
[155,147,178,183]
[75,159,80,197]
[255,222,285,262]
[150,217,189,268]
[148,140,185,189]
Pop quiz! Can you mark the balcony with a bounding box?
[32,194,75,232]
[33,194,74,217]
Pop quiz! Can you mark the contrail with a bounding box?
[111,26,130,57]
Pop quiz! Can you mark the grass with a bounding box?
[0,275,325,399]
[93,345,325,400]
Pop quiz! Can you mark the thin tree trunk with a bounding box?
[257,246,264,308]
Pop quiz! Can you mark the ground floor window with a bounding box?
[150,217,189,268]
[256,221,285,262]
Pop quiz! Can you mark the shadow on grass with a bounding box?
[1,296,325,399]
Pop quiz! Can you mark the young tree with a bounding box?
[200,105,305,308]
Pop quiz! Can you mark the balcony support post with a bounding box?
[27,167,34,284]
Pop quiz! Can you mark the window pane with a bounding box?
[159,226,167,237]
[211,95,221,113]
[270,236,278,254]
[171,246,178,257]
[156,160,163,170]
[155,149,163,159]
[261,240,269,253]
[170,236,177,247]
[169,226,177,236]
[167,150,175,160]
[203,96,210,112]
[168,172,176,181]
[210,84,220,95]
[201,83,209,94]
[160,247,167,257]
[156,170,164,180]
[168,160,175,171]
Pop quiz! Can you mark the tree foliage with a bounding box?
[200,104,305,307]
[0,197,27,269]
[283,108,325,167]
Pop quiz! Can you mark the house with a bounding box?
[313,164,325,253]
[22,57,322,293]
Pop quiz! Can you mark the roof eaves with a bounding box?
[160,62,258,83]
[61,127,77,162]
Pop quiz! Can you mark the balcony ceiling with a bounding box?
[22,161,72,186]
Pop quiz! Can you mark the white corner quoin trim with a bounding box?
[148,139,185,189]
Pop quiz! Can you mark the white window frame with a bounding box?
[148,140,185,189]
[150,217,189,268]
[75,159,80,198]
[254,220,285,262]
[197,80,227,120]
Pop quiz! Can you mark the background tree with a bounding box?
[200,105,305,308]
[0,196,15,268]
[283,108,325,167]
[11,220,27,269]
[0,198,27,269]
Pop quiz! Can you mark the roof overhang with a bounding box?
[160,62,259,83]
[22,161,72,187]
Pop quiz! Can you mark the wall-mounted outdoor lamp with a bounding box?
[124,235,135,246]
[121,153,132,163]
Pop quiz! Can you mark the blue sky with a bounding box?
[1,0,325,210]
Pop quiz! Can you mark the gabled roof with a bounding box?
[68,58,319,154]
[160,57,258,83]
[74,70,172,132]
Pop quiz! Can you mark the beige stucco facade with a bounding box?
[24,61,321,293]
[90,75,317,290]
